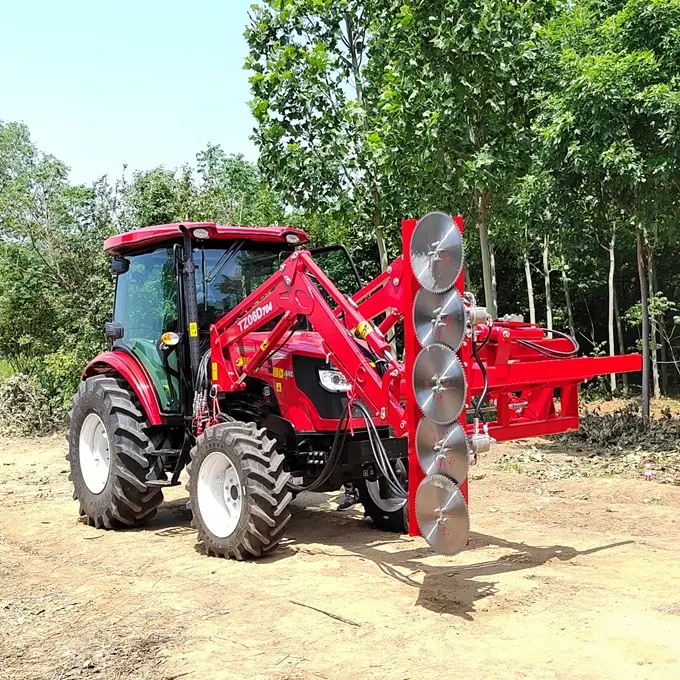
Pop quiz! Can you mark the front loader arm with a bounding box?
[210,251,407,436]
[205,213,641,556]
[351,256,405,335]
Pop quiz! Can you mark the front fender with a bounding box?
[83,350,164,425]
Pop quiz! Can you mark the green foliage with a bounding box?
[4,0,680,434]
[245,0,397,273]
[121,150,285,230]
[0,122,287,422]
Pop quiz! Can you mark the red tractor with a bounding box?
[67,214,641,559]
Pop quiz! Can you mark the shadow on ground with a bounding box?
[142,493,631,621]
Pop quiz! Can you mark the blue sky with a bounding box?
[1,0,259,184]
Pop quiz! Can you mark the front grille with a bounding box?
[292,355,347,420]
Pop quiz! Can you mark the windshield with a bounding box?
[196,242,291,328]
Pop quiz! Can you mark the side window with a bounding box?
[113,248,179,411]
[114,248,177,339]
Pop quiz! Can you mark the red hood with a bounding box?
[245,330,327,360]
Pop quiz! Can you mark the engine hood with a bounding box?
[243,330,327,361]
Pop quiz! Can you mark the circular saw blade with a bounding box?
[415,474,469,555]
[412,343,466,424]
[415,419,469,483]
[413,287,466,351]
[409,212,464,294]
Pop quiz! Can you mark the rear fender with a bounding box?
[83,351,164,425]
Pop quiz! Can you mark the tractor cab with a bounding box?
[104,223,307,413]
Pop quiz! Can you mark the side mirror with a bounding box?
[111,256,130,275]
[105,322,124,341]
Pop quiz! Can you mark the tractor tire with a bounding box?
[357,477,408,533]
[187,421,292,560]
[67,376,165,529]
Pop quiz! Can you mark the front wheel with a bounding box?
[187,421,292,559]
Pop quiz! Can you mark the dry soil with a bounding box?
[2,435,680,680]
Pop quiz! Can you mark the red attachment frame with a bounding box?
[206,216,642,540]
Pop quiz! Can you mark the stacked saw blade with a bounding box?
[408,212,470,555]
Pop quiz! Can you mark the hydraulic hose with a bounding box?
[286,405,351,493]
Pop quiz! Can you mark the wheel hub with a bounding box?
[79,413,111,494]
[198,451,244,539]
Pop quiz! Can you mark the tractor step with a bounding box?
[146,479,182,488]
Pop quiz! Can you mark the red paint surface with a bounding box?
[104,222,309,254]
[83,350,164,425]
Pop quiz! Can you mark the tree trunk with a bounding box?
[542,233,553,331]
[560,248,575,337]
[613,288,629,396]
[374,219,389,273]
[651,257,669,394]
[648,250,661,398]
[344,14,388,275]
[476,188,497,319]
[637,228,650,425]
[523,250,536,324]
[490,243,498,316]
[607,227,617,394]
[369,185,388,273]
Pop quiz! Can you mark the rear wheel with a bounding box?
[187,421,292,559]
[357,461,408,533]
[67,376,165,528]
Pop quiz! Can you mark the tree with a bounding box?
[194,145,285,226]
[121,166,196,229]
[369,0,558,317]
[0,121,117,408]
[531,0,680,417]
[246,0,395,274]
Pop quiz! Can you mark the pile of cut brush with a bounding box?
[0,373,61,437]
[566,402,680,452]
[494,402,680,485]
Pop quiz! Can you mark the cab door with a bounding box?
[112,246,181,412]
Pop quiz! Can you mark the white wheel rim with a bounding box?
[197,451,244,539]
[366,479,407,514]
[79,413,111,494]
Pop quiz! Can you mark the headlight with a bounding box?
[318,369,350,393]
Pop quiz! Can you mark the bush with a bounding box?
[0,373,63,436]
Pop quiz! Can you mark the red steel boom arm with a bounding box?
[210,250,407,436]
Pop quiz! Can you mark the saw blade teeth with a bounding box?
[415,419,469,483]
[412,343,467,425]
[415,474,470,555]
[413,287,466,351]
[409,212,464,294]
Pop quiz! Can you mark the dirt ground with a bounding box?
[2,435,680,680]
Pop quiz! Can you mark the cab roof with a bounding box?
[103,222,310,255]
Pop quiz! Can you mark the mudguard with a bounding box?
[83,350,164,425]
